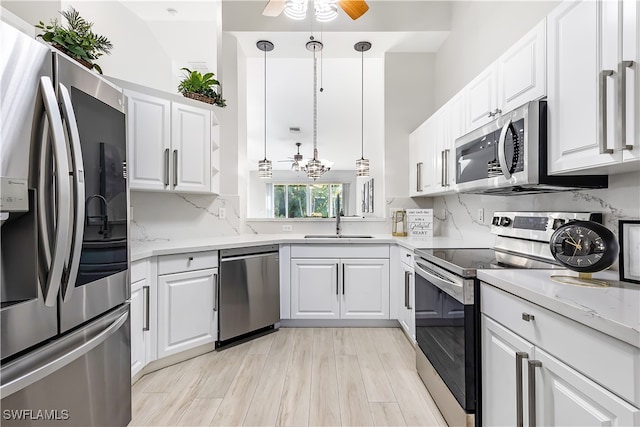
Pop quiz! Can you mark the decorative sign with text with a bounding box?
[406,209,433,237]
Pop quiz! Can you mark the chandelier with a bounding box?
[285,0,338,22]
[303,36,332,180]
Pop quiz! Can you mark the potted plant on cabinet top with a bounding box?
[177,68,227,108]
[35,7,113,74]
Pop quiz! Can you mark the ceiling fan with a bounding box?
[278,142,306,170]
[262,0,369,21]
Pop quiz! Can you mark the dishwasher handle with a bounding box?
[220,252,279,263]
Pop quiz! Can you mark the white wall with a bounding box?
[2,1,61,30]
[433,0,559,109]
[61,1,173,92]
[385,52,436,199]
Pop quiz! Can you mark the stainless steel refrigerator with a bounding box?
[0,22,131,426]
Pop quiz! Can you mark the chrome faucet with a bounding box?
[336,196,341,236]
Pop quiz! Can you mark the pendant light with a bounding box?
[354,41,371,176]
[257,40,274,179]
[304,36,331,180]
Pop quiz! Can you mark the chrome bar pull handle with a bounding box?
[173,149,178,187]
[440,151,446,187]
[404,270,409,308]
[416,162,423,192]
[164,148,170,186]
[528,360,542,427]
[515,352,529,427]
[213,273,218,311]
[342,263,345,295]
[618,61,635,151]
[143,285,150,331]
[336,264,339,295]
[598,70,615,154]
[444,149,450,187]
[406,272,412,309]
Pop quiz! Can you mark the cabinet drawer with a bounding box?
[158,250,218,275]
[291,244,389,259]
[399,246,414,266]
[131,260,147,283]
[481,283,640,407]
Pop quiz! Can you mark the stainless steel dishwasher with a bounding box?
[217,245,280,348]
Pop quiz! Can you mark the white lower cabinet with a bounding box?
[398,261,415,341]
[290,250,390,320]
[130,259,154,379]
[290,259,340,319]
[482,284,640,426]
[157,251,218,359]
[341,259,390,320]
[130,278,147,378]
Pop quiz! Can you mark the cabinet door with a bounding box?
[621,0,640,163]
[482,315,535,427]
[399,263,415,342]
[157,268,216,358]
[466,63,498,131]
[291,259,340,319]
[533,347,640,426]
[498,19,547,113]
[130,279,147,377]
[126,91,171,191]
[547,0,621,173]
[171,102,212,193]
[409,121,431,196]
[341,259,390,320]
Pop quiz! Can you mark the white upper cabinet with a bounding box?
[126,91,171,191]
[124,87,220,194]
[466,19,547,132]
[409,120,433,197]
[497,19,547,114]
[547,0,639,174]
[171,103,212,193]
[466,63,499,131]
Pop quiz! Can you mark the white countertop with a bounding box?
[477,269,640,348]
[130,234,491,261]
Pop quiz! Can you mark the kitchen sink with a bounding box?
[304,234,373,239]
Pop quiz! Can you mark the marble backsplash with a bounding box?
[130,172,638,245]
[433,172,640,242]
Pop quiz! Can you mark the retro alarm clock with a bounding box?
[549,220,618,286]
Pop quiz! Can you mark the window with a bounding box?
[270,183,343,218]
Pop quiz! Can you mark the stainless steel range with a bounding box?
[414,211,602,427]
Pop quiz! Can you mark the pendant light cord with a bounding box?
[360,48,364,159]
[313,49,318,159]
[264,47,267,160]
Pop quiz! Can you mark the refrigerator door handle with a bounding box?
[0,308,128,399]
[58,83,85,302]
[38,76,72,307]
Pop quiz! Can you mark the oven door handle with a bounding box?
[415,261,464,304]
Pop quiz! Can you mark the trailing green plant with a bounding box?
[177,68,227,108]
[35,7,113,74]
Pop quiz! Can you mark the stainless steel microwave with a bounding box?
[454,100,608,195]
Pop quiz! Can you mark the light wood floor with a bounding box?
[130,328,447,427]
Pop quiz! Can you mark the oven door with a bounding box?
[414,259,476,412]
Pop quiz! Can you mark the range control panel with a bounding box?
[490,211,603,242]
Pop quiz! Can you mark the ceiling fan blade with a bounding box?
[338,0,369,20]
[262,0,286,17]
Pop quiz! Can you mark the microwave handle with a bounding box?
[497,119,513,180]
